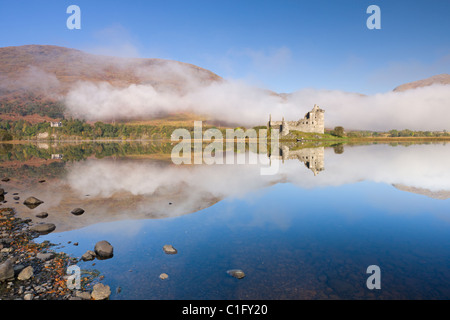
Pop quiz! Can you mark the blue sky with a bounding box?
[0,0,449,94]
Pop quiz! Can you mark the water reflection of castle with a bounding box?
[269,146,325,176]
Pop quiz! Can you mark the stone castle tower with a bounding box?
[268,105,325,136]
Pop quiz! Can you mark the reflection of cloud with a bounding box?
[10,143,450,232]
[65,143,450,200]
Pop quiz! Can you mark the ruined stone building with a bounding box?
[268,105,325,136]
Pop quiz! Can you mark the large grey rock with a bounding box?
[94,241,113,259]
[30,223,56,234]
[91,283,111,300]
[0,259,14,281]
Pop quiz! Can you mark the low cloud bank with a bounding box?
[63,62,450,131]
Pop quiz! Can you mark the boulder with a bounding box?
[91,283,111,300]
[30,223,56,234]
[17,266,34,281]
[94,241,113,259]
[0,259,14,281]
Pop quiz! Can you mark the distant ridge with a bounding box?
[393,74,450,92]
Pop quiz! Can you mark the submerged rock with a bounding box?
[91,283,111,300]
[227,269,246,279]
[163,244,177,255]
[94,241,114,259]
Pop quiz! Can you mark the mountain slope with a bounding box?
[393,74,450,92]
[0,45,222,119]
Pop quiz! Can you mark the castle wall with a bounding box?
[268,105,325,135]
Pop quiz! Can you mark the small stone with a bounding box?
[71,208,85,216]
[227,269,245,279]
[159,273,169,280]
[38,180,46,183]
[81,250,96,261]
[1,178,10,182]
[163,244,177,254]
[18,266,34,281]
[13,196,20,200]
[91,283,111,300]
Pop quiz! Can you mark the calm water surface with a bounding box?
[1,142,449,299]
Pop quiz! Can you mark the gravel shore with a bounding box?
[0,207,105,300]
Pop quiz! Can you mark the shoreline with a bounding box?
[2,136,450,145]
[0,205,105,300]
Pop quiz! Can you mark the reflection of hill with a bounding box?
[3,142,450,233]
[393,184,450,200]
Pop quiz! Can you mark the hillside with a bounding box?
[393,74,450,92]
[0,45,222,120]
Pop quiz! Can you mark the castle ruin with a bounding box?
[268,105,325,136]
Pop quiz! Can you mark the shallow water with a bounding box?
[1,141,449,299]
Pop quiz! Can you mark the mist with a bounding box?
[62,60,450,131]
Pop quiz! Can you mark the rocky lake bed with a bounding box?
[0,182,112,300]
